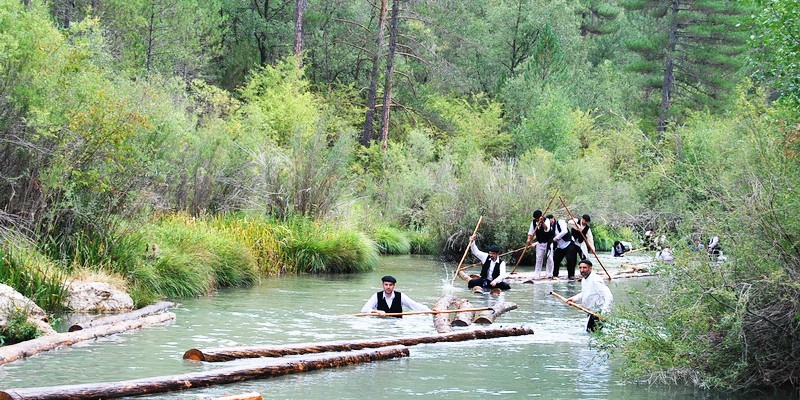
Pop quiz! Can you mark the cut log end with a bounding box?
[183,349,206,361]
[67,325,83,332]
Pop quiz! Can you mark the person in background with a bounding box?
[467,234,511,291]
[612,241,626,257]
[361,275,430,318]
[707,235,722,260]
[567,260,613,332]
[527,210,555,279]
[552,216,579,280]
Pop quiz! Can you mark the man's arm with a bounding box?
[360,293,379,313]
[599,283,613,313]
[401,295,431,312]
[491,261,507,286]
[470,240,488,263]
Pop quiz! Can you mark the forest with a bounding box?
[0,0,798,393]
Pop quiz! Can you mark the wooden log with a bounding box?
[474,302,517,325]
[450,299,475,327]
[68,301,175,332]
[0,346,409,400]
[184,326,534,362]
[212,393,262,400]
[0,312,175,367]
[432,295,454,333]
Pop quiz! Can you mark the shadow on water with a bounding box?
[1,254,797,399]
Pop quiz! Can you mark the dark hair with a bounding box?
[582,214,591,223]
[533,210,542,219]
[545,214,554,219]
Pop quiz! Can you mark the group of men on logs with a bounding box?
[360,208,614,332]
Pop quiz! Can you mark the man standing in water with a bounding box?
[527,210,555,280]
[567,260,613,332]
[361,275,430,317]
[467,234,511,291]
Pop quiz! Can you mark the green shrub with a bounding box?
[0,308,41,345]
[0,241,68,313]
[406,229,435,255]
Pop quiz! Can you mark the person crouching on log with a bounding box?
[567,260,613,332]
[467,234,511,291]
[361,275,430,318]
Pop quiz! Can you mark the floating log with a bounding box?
[474,302,517,325]
[0,346,409,400]
[451,299,475,327]
[212,391,262,400]
[432,295,454,333]
[0,312,175,366]
[68,301,175,332]
[184,326,534,362]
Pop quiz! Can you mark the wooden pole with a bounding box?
[622,247,648,256]
[0,312,176,367]
[451,216,483,285]
[348,307,492,317]
[0,347,410,400]
[549,291,604,320]
[68,301,175,332]
[511,190,559,274]
[213,393,263,400]
[557,195,612,280]
[183,326,535,362]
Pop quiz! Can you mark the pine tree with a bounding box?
[622,0,749,134]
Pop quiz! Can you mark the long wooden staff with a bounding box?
[349,307,493,317]
[558,195,612,281]
[549,291,604,320]
[511,190,559,274]
[622,246,648,255]
[451,216,483,285]
[457,246,527,272]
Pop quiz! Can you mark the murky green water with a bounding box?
[0,255,796,399]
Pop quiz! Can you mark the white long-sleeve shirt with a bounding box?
[361,291,430,313]
[568,218,595,258]
[470,241,507,285]
[568,272,613,313]
[553,219,572,249]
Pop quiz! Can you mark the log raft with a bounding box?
[0,346,409,400]
[451,299,475,327]
[432,295,455,333]
[68,301,175,332]
[184,326,534,362]
[0,312,176,367]
[213,393,263,400]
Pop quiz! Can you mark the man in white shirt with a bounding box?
[567,260,613,332]
[527,210,555,279]
[552,216,579,280]
[467,234,511,291]
[361,275,430,318]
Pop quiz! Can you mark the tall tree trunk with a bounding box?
[361,0,388,147]
[293,0,307,65]
[379,0,400,152]
[657,0,679,135]
[145,2,156,76]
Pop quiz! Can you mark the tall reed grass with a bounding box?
[0,241,68,313]
[372,227,411,255]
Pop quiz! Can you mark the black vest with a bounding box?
[480,257,501,280]
[535,222,555,244]
[572,224,590,244]
[555,220,573,242]
[376,291,403,318]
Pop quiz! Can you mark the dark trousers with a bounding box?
[553,243,578,279]
[468,277,511,291]
[587,314,602,332]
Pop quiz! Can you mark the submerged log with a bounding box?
[68,301,175,332]
[0,312,176,366]
[0,346,409,400]
[451,299,475,327]
[474,302,517,325]
[184,326,534,362]
[432,295,454,333]
[212,393,262,400]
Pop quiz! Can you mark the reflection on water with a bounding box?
[0,255,796,399]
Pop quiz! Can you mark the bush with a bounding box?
[0,308,41,345]
[372,227,411,255]
[0,240,68,313]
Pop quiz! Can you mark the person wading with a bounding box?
[360,275,430,318]
[567,260,613,332]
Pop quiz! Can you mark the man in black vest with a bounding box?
[552,216,579,280]
[467,234,511,291]
[360,275,430,317]
[527,210,555,279]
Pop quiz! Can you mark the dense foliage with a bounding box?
[0,0,797,391]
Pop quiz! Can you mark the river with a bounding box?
[0,254,795,399]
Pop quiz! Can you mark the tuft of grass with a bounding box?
[0,241,69,313]
[372,227,411,255]
[406,229,435,255]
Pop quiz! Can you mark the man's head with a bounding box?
[533,210,543,222]
[488,244,500,261]
[546,214,554,224]
[579,259,593,278]
[581,214,591,224]
[381,275,397,294]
